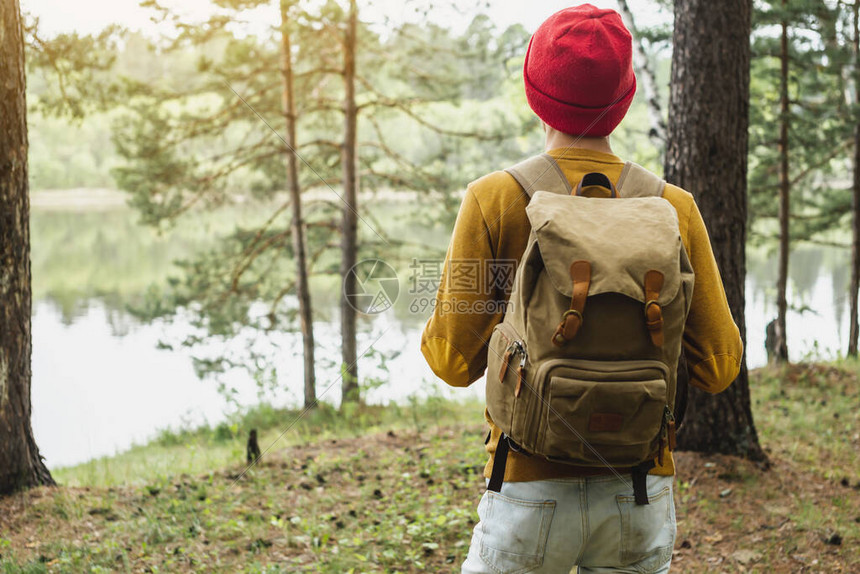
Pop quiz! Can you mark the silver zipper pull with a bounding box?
[515,342,527,398]
[516,341,527,367]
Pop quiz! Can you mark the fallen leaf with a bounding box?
[732,549,761,565]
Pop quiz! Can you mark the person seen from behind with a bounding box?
[421,4,743,573]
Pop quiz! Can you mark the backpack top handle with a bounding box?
[575,172,618,198]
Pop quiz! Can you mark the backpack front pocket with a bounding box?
[538,360,669,466]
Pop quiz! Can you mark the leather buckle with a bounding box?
[644,300,661,316]
[563,309,583,322]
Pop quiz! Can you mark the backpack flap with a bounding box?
[525,190,683,308]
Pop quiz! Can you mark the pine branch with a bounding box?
[230,229,292,293]
[230,199,294,291]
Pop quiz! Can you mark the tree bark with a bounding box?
[340,0,360,403]
[849,0,860,358]
[616,0,667,145]
[0,0,56,495]
[280,1,317,409]
[664,0,766,461]
[774,8,790,363]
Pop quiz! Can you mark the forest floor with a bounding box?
[1,363,859,573]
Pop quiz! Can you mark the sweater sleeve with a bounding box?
[682,199,744,394]
[420,185,502,387]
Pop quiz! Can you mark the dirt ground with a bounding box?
[0,431,857,572]
[1,364,858,572]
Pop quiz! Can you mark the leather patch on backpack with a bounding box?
[588,413,624,432]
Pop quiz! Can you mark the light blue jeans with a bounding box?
[462,474,676,574]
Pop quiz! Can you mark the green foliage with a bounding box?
[27,111,118,190]
[748,0,853,245]
[102,1,536,391]
[24,21,124,119]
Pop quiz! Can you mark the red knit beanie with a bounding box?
[524,4,636,137]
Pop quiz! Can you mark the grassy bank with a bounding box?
[1,364,859,573]
[53,397,484,488]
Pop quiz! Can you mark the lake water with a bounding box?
[28,193,851,468]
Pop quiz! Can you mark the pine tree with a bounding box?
[0,0,56,494]
[110,1,512,406]
[280,0,316,407]
[776,2,791,363]
[110,1,350,407]
[849,0,860,357]
[340,0,360,403]
[665,0,766,461]
[748,0,844,363]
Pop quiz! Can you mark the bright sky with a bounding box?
[21,0,669,38]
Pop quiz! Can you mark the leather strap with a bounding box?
[667,421,677,451]
[499,349,513,384]
[674,351,689,430]
[644,270,664,347]
[515,365,525,397]
[616,161,665,198]
[552,260,591,346]
[631,460,657,505]
[505,154,573,198]
[487,434,510,493]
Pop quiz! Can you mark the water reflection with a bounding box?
[745,245,849,365]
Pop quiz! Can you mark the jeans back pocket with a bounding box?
[616,484,676,573]
[478,490,556,574]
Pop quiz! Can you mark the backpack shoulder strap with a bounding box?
[505,153,572,198]
[617,161,666,198]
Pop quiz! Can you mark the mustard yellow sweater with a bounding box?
[420,147,743,481]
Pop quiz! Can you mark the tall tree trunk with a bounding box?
[774,9,790,363]
[616,0,667,145]
[849,0,860,358]
[0,0,56,495]
[664,0,766,460]
[340,0,360,403]
[280,1,316,408]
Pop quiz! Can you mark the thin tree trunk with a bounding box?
[774,11,790,363]
[616,0,667,145]
[849,0,860,358]
[340,0,360,403]
[664,0,766,461]
[0,0,56,495]
[280,1,316,408]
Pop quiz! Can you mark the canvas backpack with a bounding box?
[485,153,695,505]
